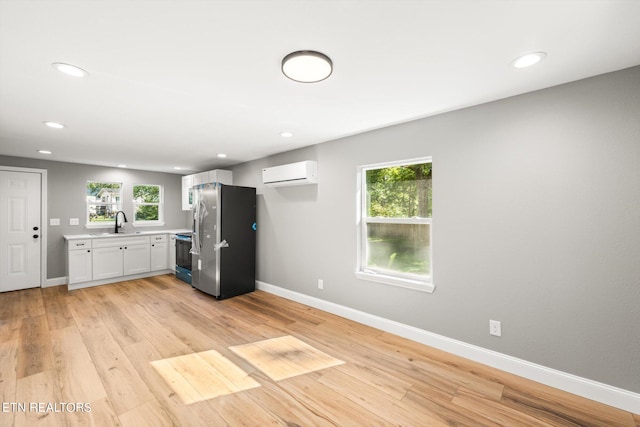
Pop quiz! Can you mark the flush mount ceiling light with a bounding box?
[217,153,227,158]
[43,121,65,129]
[280,131,293,138]
[38,150,52,155]
[282,51,332,83]
[117,164,127,168]
[51,62,88,77]
[512,52,547,68]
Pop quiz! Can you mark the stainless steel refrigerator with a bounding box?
[190,183,256,299]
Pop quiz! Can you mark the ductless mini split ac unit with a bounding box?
[262,161,318,187]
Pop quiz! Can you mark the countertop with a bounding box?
[63,228,192,241]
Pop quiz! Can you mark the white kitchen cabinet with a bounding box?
[182,169,232,211]
[169,234,176,272]
[207,169,233,185]
[93,246,124,280]
[67,239,92,284]
[150,234,169,271]
[191,171,209,186]
[181,175,193,211]
[123,243,150,275]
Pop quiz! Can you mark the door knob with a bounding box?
[33,235,39,239]
[33,226,39,231]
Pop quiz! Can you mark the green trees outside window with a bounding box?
[362,160,432,280]
[133,184,161,222]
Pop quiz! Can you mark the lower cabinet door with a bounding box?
[93,246,124,280]
[124,243,151,275]
[68,249,92,284]
[151,242,169,271]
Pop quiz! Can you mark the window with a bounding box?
[86,181,122,226]
[356,157,434,292]
[133,184,164,225]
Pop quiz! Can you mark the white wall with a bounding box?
[232,66,640,394]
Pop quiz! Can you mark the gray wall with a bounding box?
[232,66,640,393]
[0,156,189,278]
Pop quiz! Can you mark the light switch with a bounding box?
[50,218,60,226]
[69,218,80,226]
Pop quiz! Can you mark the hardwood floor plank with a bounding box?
[243,379,336,427]
[21,287,45,318]
[117,399,175,427]
[331,362,412,401]
[65,292,104,333]
[317,367,451,426]
[51,326,107,404]
[64,397,121,427]
[212,392,282,426]
[452,387,556,426]
[0,339,19,426]
[276,374,390,425]
[92,300,145,348]
[42,287,75,331]
[80,326,154,415]
[116,302,192,359]
[14,370,64,427]
[501,385,637,427]
[16,314,54,379]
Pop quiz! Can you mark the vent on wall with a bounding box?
[262,161,318,187]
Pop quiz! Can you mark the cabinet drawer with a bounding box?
[68,239,91,250]
[150,234,168,243]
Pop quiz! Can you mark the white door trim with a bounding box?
[0,166,47,288]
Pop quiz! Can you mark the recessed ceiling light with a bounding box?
[52,62,88,77]
[512,52,547,68]
[217,153,227,158]
[38,150,52,154]
[282,51,333,83]
[280,131,293,138]
[117,164,127,168]
[43,121,65,129]
[173,166,183,170]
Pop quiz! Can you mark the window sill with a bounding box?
[355,271,435,294]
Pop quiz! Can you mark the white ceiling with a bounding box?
[1,0,639,175]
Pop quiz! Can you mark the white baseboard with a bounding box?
[44,277,67,288]
[256,280,640,414]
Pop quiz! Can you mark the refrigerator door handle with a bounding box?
[191,198,204,255]
[214,240,229,251]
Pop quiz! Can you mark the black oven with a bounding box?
[175,234,192,284]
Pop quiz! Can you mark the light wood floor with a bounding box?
[0,275,638,426]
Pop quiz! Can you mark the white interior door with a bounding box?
[0,171,41,292]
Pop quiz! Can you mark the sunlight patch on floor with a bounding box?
[150,349,260,404]
[229,335,345,381]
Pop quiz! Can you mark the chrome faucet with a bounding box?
[114,211,128,233]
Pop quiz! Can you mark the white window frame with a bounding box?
[355,157,434,293]
[132,183,165,227]
[85,181,123,229]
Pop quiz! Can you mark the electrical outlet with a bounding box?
[318,279,324,290]
[69,218,79,226]
[489,320,502,337]
[49,218,60,226]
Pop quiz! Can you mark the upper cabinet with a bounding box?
[181,175,193,211]
[181,169,233,210]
